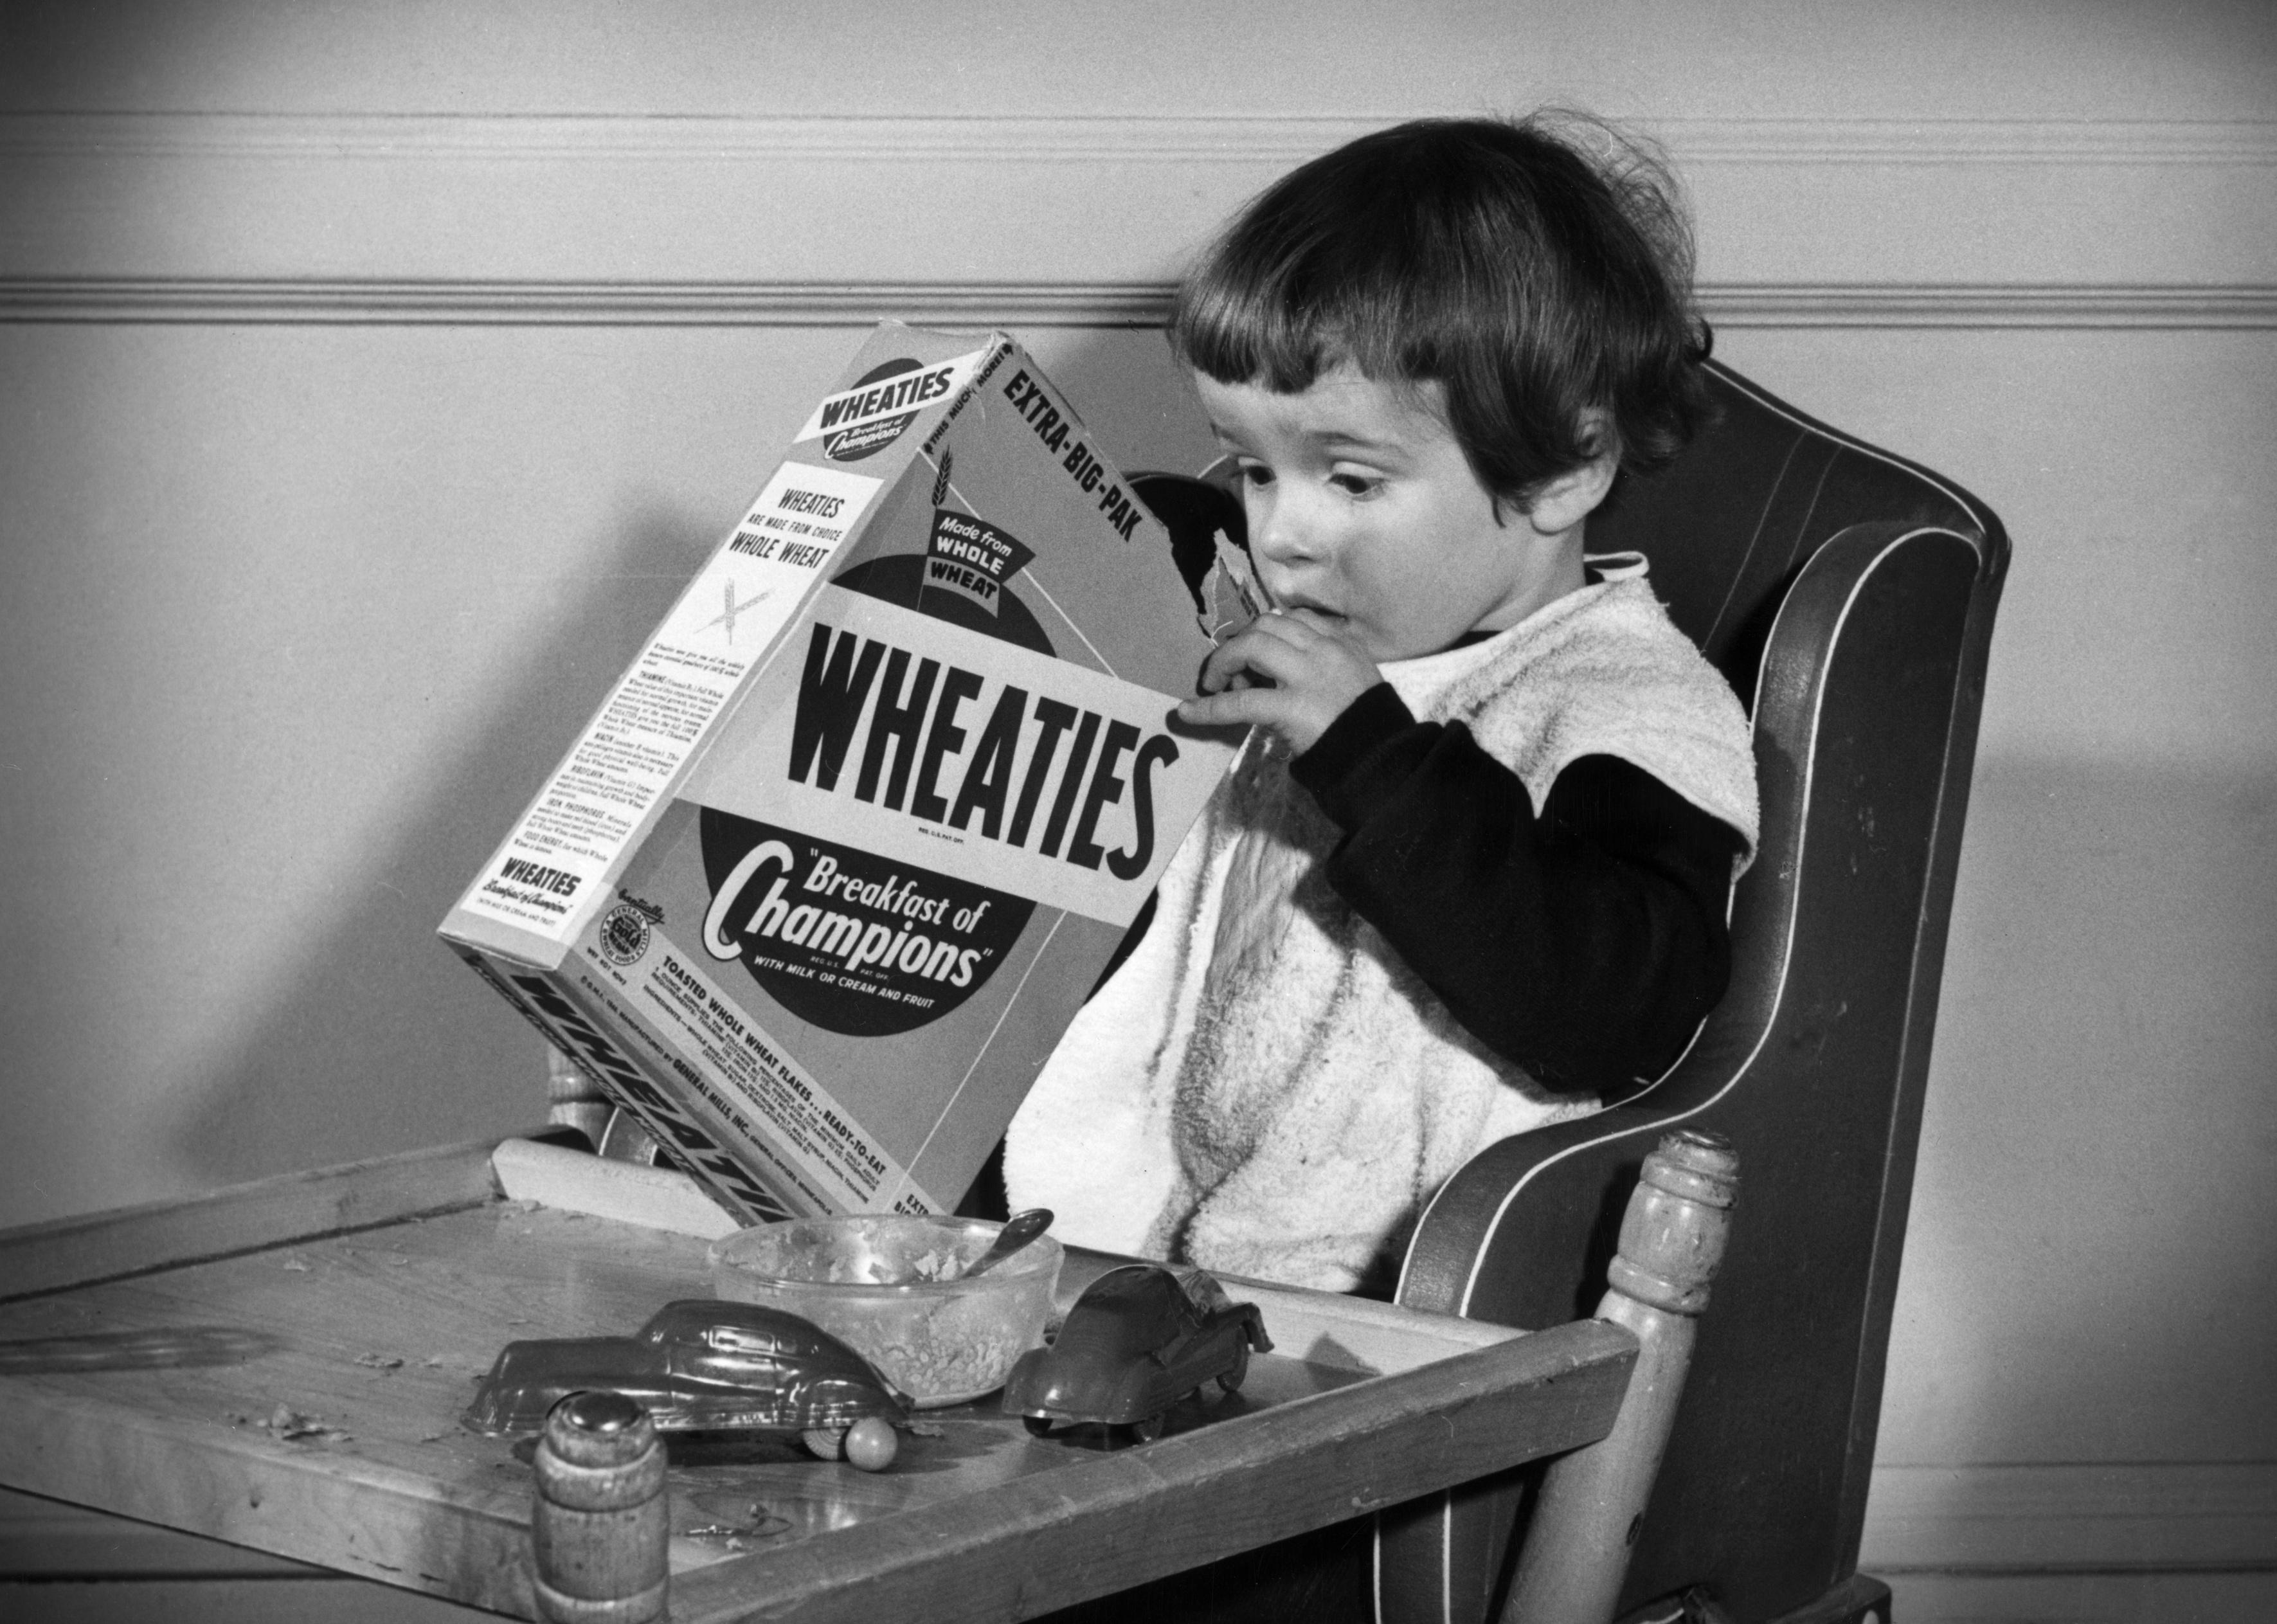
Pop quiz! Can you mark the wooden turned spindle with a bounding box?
[546,1047,616,1152]
[1502,1128,1738,1624]
[532,1390,670,1624]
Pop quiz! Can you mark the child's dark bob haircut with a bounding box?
[1168,113,1711,509]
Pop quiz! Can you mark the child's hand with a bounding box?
[1177,611,1383,754]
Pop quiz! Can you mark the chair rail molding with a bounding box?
[4,112,2273,305]
[6,111,2272,165]
[4,277,2273,330]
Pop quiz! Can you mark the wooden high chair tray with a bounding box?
[0,1139,1637,1623]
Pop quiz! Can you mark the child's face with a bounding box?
[1194,365,1581,664]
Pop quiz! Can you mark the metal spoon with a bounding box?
[962,1208,1053,1279]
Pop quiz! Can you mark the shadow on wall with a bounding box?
[152,491,720,1185]
[1886,752,2277,1462]
[148,326,1210,1191]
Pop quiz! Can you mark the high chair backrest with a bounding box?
[1384,360,2010,1623]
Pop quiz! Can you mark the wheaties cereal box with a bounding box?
[441,325,1234,1223]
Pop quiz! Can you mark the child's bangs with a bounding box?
[1171,275,1336,393]
[1170,253,1426,396]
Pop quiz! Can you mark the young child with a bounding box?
[1003,114,1760,1295]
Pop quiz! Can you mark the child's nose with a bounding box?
[1250,487,1328,567]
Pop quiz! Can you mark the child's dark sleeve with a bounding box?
[1290,683,1745,1094]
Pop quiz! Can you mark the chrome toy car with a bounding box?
[1000,1264,1271,1443]
[464,1299,911,1467]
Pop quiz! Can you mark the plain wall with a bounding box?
[4,0,2274,1577]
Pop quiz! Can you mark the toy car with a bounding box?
[1000,1264,1271,1443]
[464,1299,912,1468]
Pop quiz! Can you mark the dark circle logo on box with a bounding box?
[597,903,653,966]
[698,809,1033,1036]
[820,358,931,462]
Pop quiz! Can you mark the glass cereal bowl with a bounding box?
[708,1214,1063,1408]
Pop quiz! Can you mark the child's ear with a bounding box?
[1521,412,1619,536]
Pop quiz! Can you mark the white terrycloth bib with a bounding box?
[1005,563,1757,1292]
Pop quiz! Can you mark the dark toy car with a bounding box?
[1000,1264,1271,1443]
[464,1299,911,1465]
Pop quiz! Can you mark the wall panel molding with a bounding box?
[4,276,2272,330]
[1864,1463,2277,1576]
[6,111,2273,167]
[5,111,2273,291]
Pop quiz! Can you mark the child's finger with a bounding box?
[1196,615,1320,693]
[1269,608,1346,643]
[1198,636,1290,696]
[1176,684,1298,733]
[1246,611,1335,651]
[1196,629,1265,694]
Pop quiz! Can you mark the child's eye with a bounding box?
[1236,463,1275,489]
[1330,471,1383,498]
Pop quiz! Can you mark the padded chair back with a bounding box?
[1385,361,2010,1623]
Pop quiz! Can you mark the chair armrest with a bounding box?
[1383,518,2006,1624]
